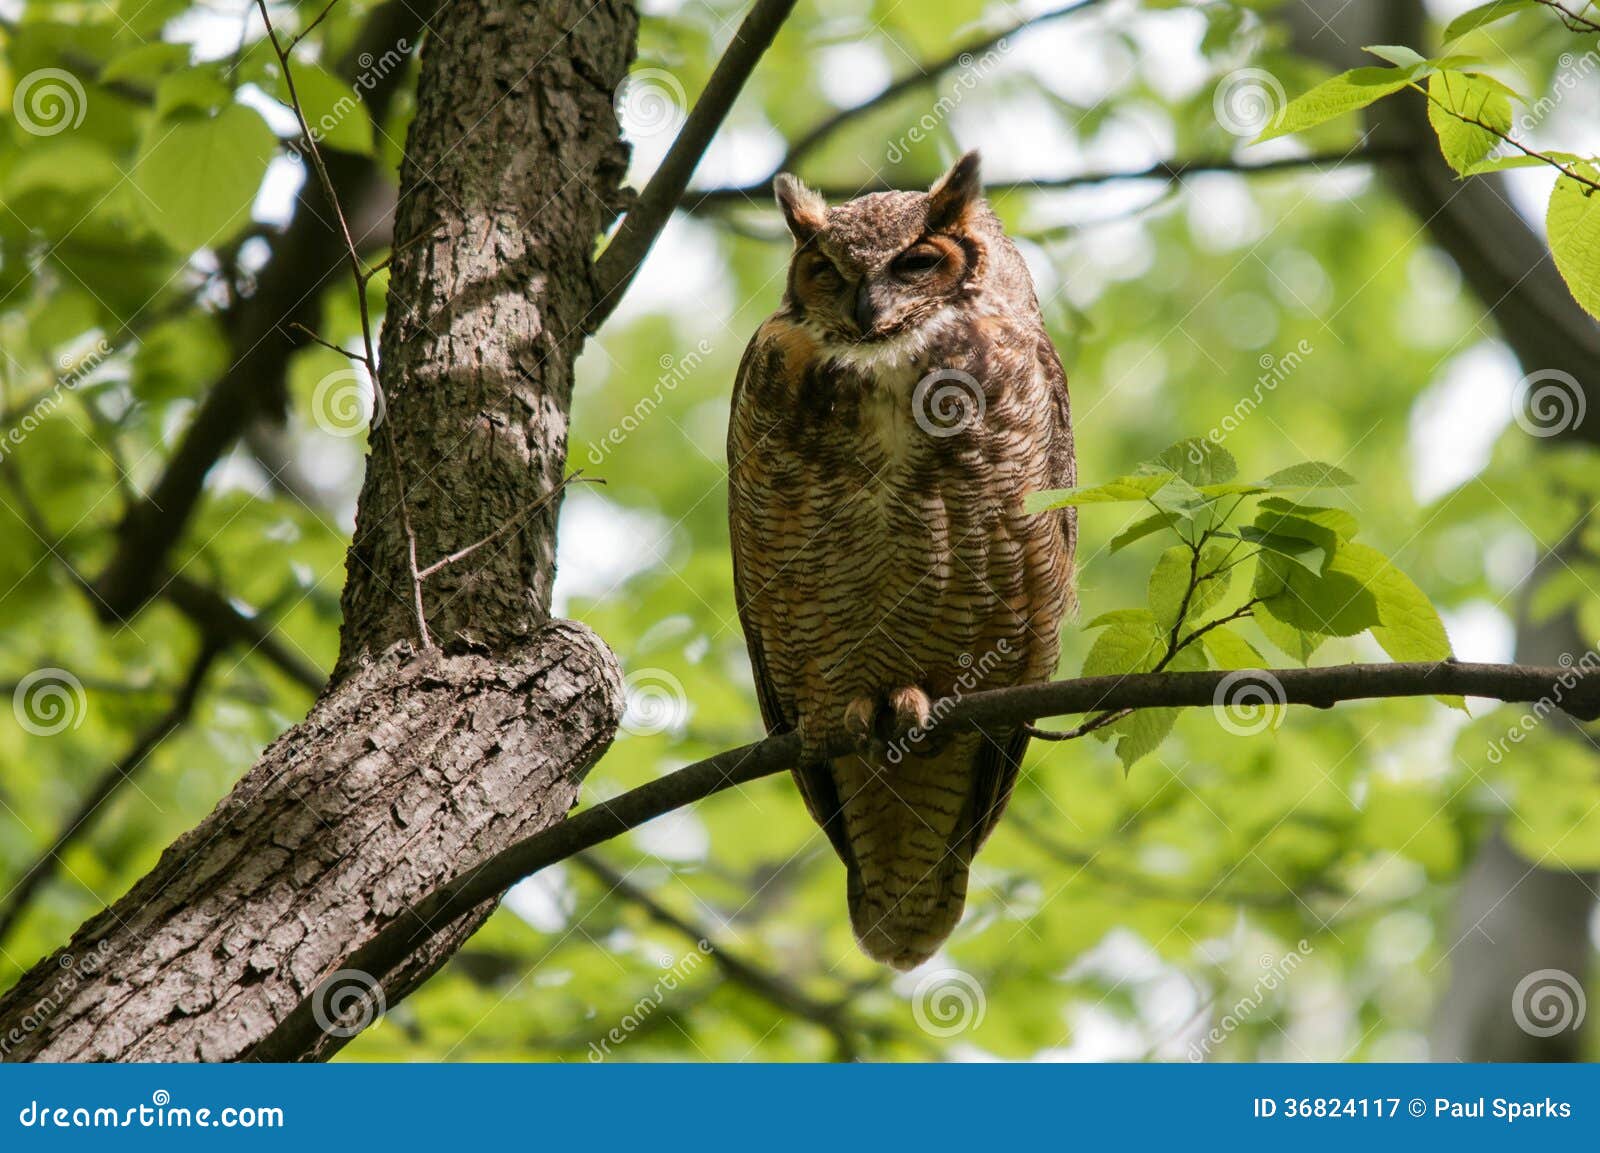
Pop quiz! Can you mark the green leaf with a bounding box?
[1254,607,1325,664]
[1025,474,1171,512]
[1099,643,1208,771]
[1335,542,1455,664]
[1108,510,1181,553]
[1149,544,1232,631]
[154,68,232,119]
[1084,608,1157,630]
[102,42,192,85]
[1258,461,1358,489]
[1427,71,1512,176]
[1255,66,1420,144]
[132,104,278,253]
[1143,437,1237,486]
[1443,0,1538,42]
[274,65,375,157]
[1254,550,1380,637]
[1236,525,1326,574]
[1082,613,1164,677]
[1257,498,1360,541]
[1547,165,1600,323]
[1200,626,1266,670]
[1147,474,1209,520]
[1364,45,1429,70]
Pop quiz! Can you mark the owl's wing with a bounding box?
[727,326,854,864]
[965,332,1076,853]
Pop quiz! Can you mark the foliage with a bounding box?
[0,0,1596,1063]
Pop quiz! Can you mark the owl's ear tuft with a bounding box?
[774,174,827,241]
[927,150,982,228]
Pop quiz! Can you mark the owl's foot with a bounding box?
[838,687,941,762]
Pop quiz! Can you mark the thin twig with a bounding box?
[288,322,364,360]
[590,0,800,324]
[416,472,595,580]
[256,0,432,651]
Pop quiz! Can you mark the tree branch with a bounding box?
[572,853,889,1060]
[588,0,799,325]
[247,658,1597,1057]
[685,147,1408,210]
[0,643,220,949]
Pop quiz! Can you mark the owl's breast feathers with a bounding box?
[728,305,1075,968]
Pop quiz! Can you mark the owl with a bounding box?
[727,151,1077,970]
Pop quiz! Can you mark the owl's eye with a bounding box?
[801,253,840,286]
[892,245,946,277]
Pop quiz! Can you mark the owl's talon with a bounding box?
[887,686,934,737]
[843,696,876,746]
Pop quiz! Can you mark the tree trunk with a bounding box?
[0,0,637,1061]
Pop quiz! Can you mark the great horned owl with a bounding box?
[727,152,1076,970]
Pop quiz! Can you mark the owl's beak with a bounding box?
[853,281,881,336]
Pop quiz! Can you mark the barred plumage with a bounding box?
[728,153,1076,969]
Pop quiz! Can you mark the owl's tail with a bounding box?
[834,728,1023,971]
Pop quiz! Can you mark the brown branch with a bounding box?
[246,658,1598,1057]
[778,0,1112,175]
[572,853,888,1061]
[0,644,220,948]
[685,147,1408,210]
[589,0,800,325]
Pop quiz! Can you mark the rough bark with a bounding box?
[0,0,636,1061]
[1287,0,1600,1060]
